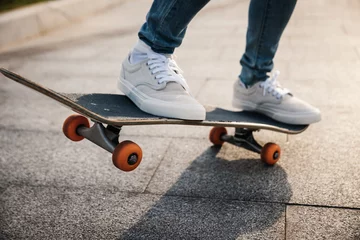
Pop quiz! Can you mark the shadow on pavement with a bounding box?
[0,232,9,240]
[119,146,292,239]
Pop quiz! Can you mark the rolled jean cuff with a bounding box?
[239,66,269,86]
[138,35,175,54]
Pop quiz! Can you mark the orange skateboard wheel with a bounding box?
[112,140,143,172]
[63,115,90,141]
[209,127,227,146]
[261,142,281,165]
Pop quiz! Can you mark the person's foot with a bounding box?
[232,71,321,125]
[119,41,206,120]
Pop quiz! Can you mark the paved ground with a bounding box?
[1,0,360,239]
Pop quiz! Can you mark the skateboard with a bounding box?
[0,68,308,172]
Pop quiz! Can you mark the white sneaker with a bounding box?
[119,42,206,120]
[233,71,321,125]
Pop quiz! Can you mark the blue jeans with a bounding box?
[139,0,297,86]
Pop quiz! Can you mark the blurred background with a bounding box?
[0,0,51,12]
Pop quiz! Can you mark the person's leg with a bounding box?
[233,0,321,124]
[138,0,211,54]
[119,0,211,120]
[240,0,297,86]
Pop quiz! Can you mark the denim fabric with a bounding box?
[139,0,297,85]
[139,0,210,54]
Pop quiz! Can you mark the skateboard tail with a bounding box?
[1,67,54,94]
[0,67,109,124]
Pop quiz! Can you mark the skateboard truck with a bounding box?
[209,127,281,165]
[63,115,142,172]
[223,128,263,154]
[77,123,120,153]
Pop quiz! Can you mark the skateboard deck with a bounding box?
[0,68,309,171]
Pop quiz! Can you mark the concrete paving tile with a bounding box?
[275,44,359,63]
[218,45,247,62]
[120,197,285,240]
[191,3,248,32]
[0,129,170,192]
[0,186,161,240]
[191,18,247,31]
[348,36,360,49]
[291,0,345,19]
[0,60,11,70]
[284,61,360,108]
[23,34,138,62]
[180,36,222,49]
[183,26,237,39]
[283,23,344,38]
[286,206,360,240]
[288,36,353,48]
[14,58,120,78]
[281,126,360,208]
[29,42,112,61]
[175,47,223,62]
[343,22,360,36]
[288,62,360,85]
[200,0,247,16]
[0,185,285,240]
[177,59,240,80]
[91,36,141,61]
[0,185,7,197]
[146,138,293,203]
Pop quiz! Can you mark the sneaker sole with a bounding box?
[232,99,321,125]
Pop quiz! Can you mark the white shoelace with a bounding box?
[259,71,290,99]
[147,53,190,91]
